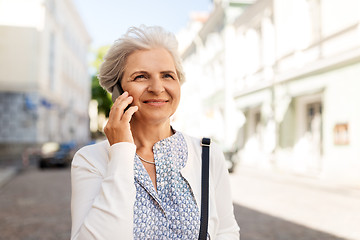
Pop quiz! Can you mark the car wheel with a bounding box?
[39,160,47,169]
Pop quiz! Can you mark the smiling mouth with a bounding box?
[143,99,168,103]
[143,99,169,106]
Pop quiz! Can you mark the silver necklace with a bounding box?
[137,154,155,165]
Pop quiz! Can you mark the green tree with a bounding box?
[91,46,112,117]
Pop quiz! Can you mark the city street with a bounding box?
[0,166,360,240]
[230,167,360,240]
[0,167,71,240]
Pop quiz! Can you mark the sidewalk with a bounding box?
[0,167,19,189]
[232,166,360,198]
[230,166,360,240]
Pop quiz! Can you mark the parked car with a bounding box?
[38,141,76,169]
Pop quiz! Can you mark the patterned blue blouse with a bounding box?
[133,131,200,239]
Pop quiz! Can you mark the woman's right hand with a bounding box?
[104,91,138,145]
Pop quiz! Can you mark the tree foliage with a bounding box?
[91,46,112,117]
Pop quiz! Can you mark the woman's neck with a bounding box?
[130,119,173,150]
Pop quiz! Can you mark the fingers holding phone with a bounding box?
[104,91,138,145]
[109,91,133,119]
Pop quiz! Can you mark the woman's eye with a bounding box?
[163,74,174,79]
[134,75,146,80]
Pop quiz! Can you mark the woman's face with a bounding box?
[121,48,181,124]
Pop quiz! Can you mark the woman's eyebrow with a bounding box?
[160,70,177,75]
[130,71,148,77]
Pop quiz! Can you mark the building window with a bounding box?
[292,0,321,49]
[306,0,321,44]
[49,32,56,90]
[254,111,261,134]
[306,102,322,133]
[245,27,261,76]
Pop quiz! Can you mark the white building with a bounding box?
[176,1,254,150]
[179,0,360,187]
[0,0,91,162]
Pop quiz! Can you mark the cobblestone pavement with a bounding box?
[230,167,360,240]
[1,165,360,240]
[0,167,71,240]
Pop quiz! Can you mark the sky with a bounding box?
[72,0,213,49]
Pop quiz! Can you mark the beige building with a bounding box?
[178,0,360,187]
[0,0,91,162]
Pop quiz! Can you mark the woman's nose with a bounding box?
[147,77,165,94]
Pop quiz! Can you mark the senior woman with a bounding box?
[71,25,239,240]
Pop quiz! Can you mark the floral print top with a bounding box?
[133,131,200,239]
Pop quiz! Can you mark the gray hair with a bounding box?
[98,25,185,93]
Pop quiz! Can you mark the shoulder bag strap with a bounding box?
[199,137,211,240]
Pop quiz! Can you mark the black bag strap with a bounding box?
[199,137,211,240]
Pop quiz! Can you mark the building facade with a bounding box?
[0,0,91,162]
[178,0,360,186]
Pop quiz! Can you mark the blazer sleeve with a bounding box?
[211,143,240,240]
[70,142,136,240]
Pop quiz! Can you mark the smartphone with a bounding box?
[112,82,124,103]
[112,82,131,112]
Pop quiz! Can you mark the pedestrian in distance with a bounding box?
[70,25,240,240]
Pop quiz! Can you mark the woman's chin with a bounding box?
[133,112,173,125]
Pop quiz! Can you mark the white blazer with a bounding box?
[71,133,240,240]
